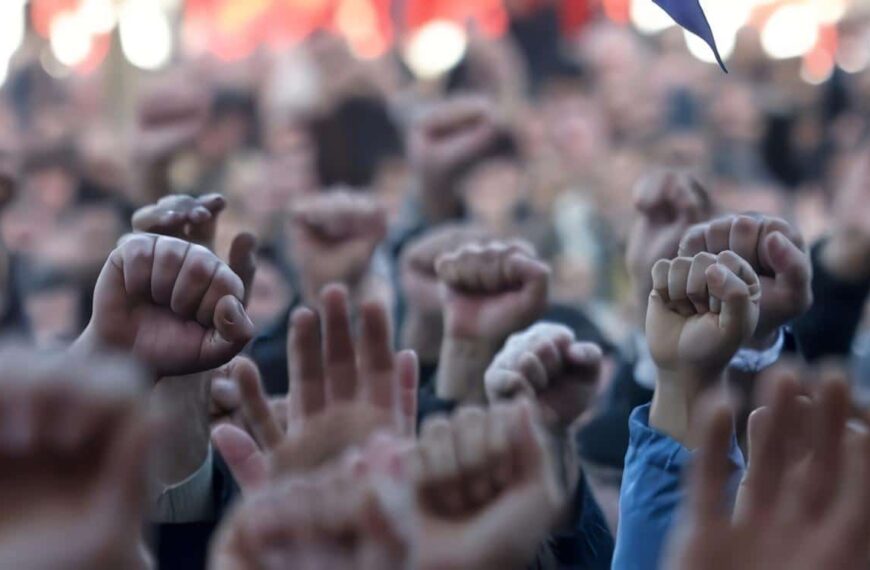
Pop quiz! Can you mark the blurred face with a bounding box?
[461,158,525,229]
[25,166,77,213]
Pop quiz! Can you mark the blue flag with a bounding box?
[653,0,727,72]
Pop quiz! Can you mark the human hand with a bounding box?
[648,251,760,374]
[408,400,565,570]
[485,322,602,428]
[134,80,209,162]
[0,347,153,570]
[437,241,550,342]
[625,169,713,314]
[208,357,288,432]
[289,191,387,301]
[666,372,870,570]
[77,234,254,377]
[209,449,412,570]
[679,214,811,348]
[211,285,418,492]
[132,193,257,302]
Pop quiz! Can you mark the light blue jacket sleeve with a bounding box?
[611,404,744,570]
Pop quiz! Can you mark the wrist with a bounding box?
[400,311,444,363]
[650,367,725,448]
[745,328,780,351]
[150,373,211,486]
[436,335,501,403]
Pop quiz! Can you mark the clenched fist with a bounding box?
[289,191,387,300]
[679,215,811,347]
[647,251,761,374]
[436,241,550,341]
[485,323,602,427]
[77,234,254,377]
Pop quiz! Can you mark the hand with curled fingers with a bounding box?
[211,284,419,493]
[679,214,811,347]
[625,169,714,315]
[0,347,154,570]
[132,193,257,303]
[289,191,387,301]
[407,400,565,570]
[399,224,490,361]
[75,234,255,378]
[666,371,870,570]
[437,240,550,342]
[209,448,414,570]
[485,322,602,428]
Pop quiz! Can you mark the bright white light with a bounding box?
[50,11,93,68]
[0,59,8,88]
[403,20,467,80]
[811,0,846,25]
[681,0,751,66]
[0,0,27,61]
[80,0,118,34]
[761,4,819,60]
[119,0,173,70]
[630,0,674,34]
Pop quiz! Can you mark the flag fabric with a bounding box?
[653,0,727,72]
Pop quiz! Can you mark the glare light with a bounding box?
[0,60,8,88]
[119,0,173,70]
[0,0,27,60]
[761,4,820,60]
[630,0,675,34]
[403,20,467,80]
[811,0,847,25]
[50,11,93,68]
[80,0,118,34]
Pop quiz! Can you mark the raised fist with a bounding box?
[679,215,811,346]
[134,79,209,162]
[647,251,761,374]
[400,224,490,315]
[289,191,387,298]
[625,169,713,312]
[210,456,411,570]
[78,234,254,377]
[485,323,602,427]
[409,401,564,570]
[132,193,257,302]
[436,241,550,342]
[0,347,152,570]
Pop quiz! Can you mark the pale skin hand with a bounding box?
[625,169,714,319]
[405,400,565,570]
[211,284,419,492]
[666,373,870,570]
[209,457,412,570]
[399,224,490,362]
[646,251,761,446]
[435,241,550,403]
[288,191,387,304]
[408,96,500,223]
[679,214,812,348]
[0,348,154,570]
[485,322,602,428]
[74,233,255,378]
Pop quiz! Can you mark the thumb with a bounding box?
[212,424,269,493]
[706,263,756,342]
[764,231,812,299]
[228,232,257,306]
[202,295,254,370]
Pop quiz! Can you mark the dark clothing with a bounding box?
[155,454,239,570]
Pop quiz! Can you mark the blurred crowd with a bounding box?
[0,0,869,569]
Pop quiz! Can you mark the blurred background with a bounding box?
[0,0,868,364]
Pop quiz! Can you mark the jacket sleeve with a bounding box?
[612,405,744,570]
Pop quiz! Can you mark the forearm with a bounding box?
[400,311,444,364]
[417,175,463,224]
[150,373,212,486]
[650,368,725,448]
[436,336,500,403]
